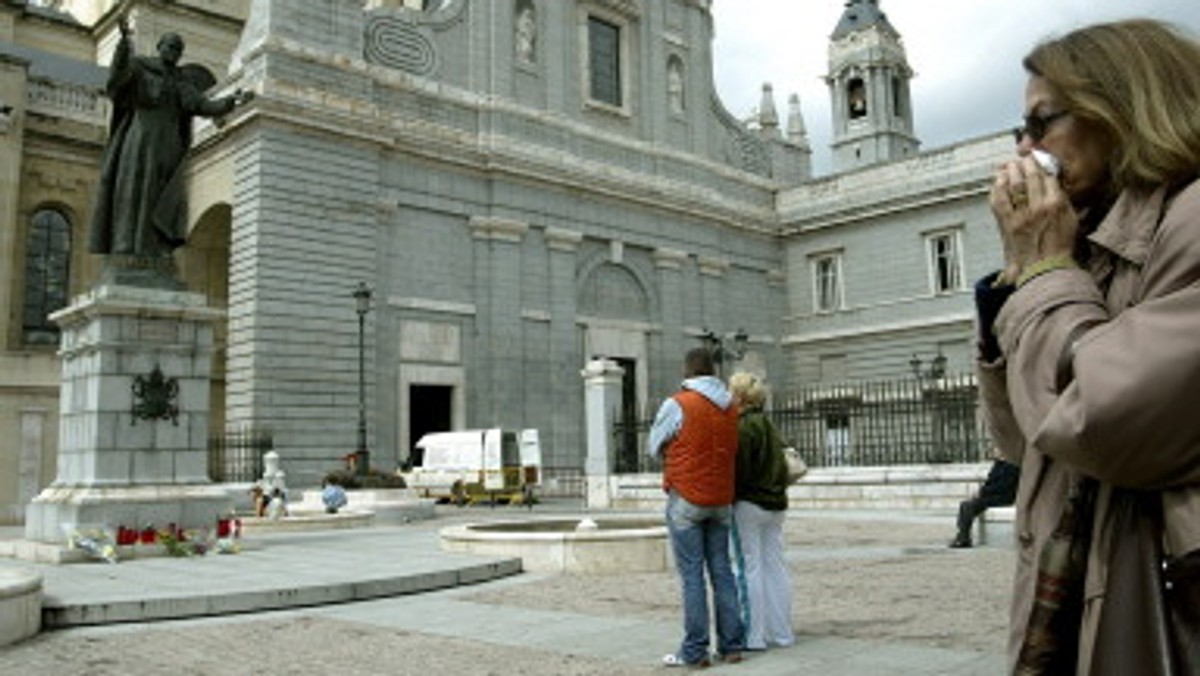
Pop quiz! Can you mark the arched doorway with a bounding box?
[579,261,653,472]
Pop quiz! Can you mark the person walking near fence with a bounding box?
[949,457,1019,549]
[648,348,745,668]
[728,372,795,652]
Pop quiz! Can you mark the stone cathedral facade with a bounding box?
[1,0,1014,517]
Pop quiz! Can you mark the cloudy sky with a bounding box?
[710,0,1200,176]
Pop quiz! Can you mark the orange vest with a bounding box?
[663,390,739,506]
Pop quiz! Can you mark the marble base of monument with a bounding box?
[23,281,232,544]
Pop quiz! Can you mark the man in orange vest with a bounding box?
[649,348,746,668]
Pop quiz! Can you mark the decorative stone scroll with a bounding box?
[364,16,437,75]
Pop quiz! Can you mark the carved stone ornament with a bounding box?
[131,364,180,426]
[588,0,642,20]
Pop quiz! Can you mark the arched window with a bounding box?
[847,78,867,119]
[23,208,72,346]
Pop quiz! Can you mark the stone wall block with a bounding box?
[174,450,209,484]
[54,450,80,485]
[94,413,118,454]
[57,414,76,456]
[154,354,188,381]
[176,378,208,412]
[95,374,133,413]
[63,413,84,453]
[93,315,122,344]
[118,316,138,342]
[121,351,157,378]
[74,451,97,484]
[132,450,173,484]
[187,413,209,454]
[153,416,190,451]
[58,381,75,417]
[92,450,132,485]
[194,324,214,350]
[177,321,196,345]
[116,412,155,450]
[191,352,213,379]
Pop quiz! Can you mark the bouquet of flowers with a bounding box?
[157,525,213,557]
[63,525,118,564]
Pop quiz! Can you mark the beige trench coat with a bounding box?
[979,177,1200,674]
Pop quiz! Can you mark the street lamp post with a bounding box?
[909,350,947,381]
[353,282,372,476]
[700,327,749,379]
[909,349,949,462]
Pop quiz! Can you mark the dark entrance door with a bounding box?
[408,385,452,469]
[613,357,638,472]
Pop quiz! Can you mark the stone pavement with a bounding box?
[0,506,1006,675]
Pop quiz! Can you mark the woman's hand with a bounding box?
[988,155,1078,285]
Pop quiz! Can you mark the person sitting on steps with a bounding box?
[950,456,1019,548]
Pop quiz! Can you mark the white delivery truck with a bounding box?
[407,428,541,505]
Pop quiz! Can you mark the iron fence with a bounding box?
[613,403,663,474]
[772,373,991,468]
[612,373,991,474]
[208,426,273,482]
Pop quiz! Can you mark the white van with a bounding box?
[406,428,541,504]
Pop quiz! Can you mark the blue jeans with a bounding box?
[666,490,745,663]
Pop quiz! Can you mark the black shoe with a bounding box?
[949,536,973,549]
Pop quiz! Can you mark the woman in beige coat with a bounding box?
[977,20,1200,675]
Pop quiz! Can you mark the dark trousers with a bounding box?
[955,494,1011,540]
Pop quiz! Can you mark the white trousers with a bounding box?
[732,500,795,650]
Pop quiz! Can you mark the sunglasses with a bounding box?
[1011,110,1070,144]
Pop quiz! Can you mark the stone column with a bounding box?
[582,358,624,509]
[653,247,688,395]
[24,283,232,543]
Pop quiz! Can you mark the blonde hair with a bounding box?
[1024,19,1200,192]
[728,371,767,408]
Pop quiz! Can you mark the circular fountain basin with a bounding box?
[439,516,667,574]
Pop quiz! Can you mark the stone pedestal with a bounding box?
[23,283,232,543]
[581,359,625,510]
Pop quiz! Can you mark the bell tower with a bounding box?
[827,0,918,172]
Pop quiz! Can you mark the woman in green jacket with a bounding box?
[729,372,794,651]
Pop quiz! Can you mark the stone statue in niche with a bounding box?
[515,3,537,65]
[89,16,253,265]
[668,59,685,114]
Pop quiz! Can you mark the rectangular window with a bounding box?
[588,16,621,107]
[812,253,842,313]
[926,230,962,294]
